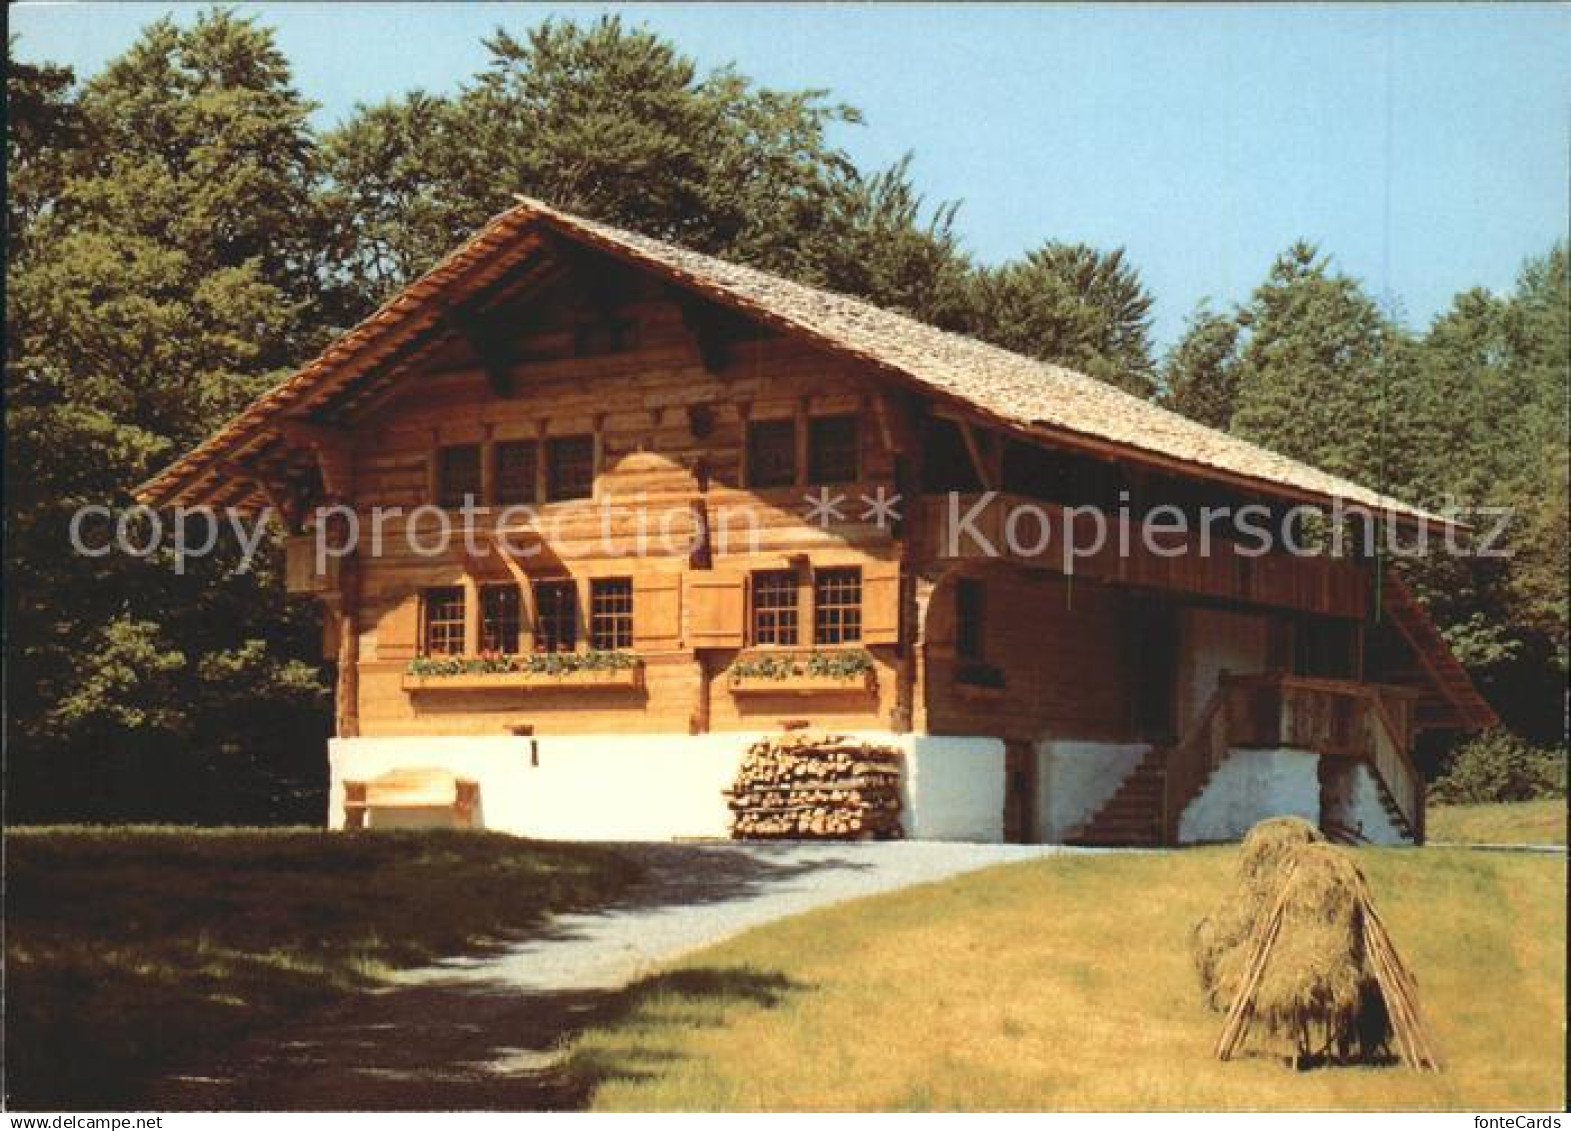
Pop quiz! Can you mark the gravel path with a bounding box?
[158,841,1083,1111]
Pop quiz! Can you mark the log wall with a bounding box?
[343,285,904,737]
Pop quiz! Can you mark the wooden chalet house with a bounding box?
[137,198,1495,844]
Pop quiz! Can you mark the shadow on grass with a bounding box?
[154,964,807,1111]
[5,831,849,1110]
[3,828,639,1110]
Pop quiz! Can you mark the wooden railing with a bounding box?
[1161,672,1425,844]
[1161,684,1231,844]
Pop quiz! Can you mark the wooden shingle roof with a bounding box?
[137,195,1446,527]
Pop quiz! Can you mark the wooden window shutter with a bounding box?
[861,559,902,645]
[632,572,683,651]
[376,596,420,660]
[686,570,746,649]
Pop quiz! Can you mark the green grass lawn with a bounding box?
[1428,798,1567,845]
[564,847,1566,1111]
[3,827,638,1110]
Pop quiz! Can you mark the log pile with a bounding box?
[727,733,903,841]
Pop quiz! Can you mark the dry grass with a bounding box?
[3,826,638,1110]
[1193,816,1326,1011]
[564,847,1565,1110]
[1428,799,1566,846]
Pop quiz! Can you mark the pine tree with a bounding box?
[1162,304,1242,429]
[967,242,1157,397]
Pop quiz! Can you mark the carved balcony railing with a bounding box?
[1161,672,1424,844]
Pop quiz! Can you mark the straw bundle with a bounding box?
[1192,816,1326,1010]
[1198,826,1441,1070]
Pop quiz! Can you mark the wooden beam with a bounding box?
[958,419,998,491]
[872,390,919,455]
[277,420,354,502]
[484,529,538,653]
[445,306,517,398]
[333,548,360,738]
[214,461,299,528]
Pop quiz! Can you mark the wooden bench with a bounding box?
[343,766,479,830]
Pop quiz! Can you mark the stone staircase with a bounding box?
[1064,748,1171,847]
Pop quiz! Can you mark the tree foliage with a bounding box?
[1162,304,1242,430]
[1160,241,1568,746]
[968,243,1157,396]
[6,12,332,821]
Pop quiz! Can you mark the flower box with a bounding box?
[728,670,877,696]
[402,663,643,693]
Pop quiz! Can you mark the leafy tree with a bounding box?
[1161,303,1242,429]
[6,11,332,822]
[5,43,83,251]
[967,242,1156,396]
[1401,246,1570,743]
[1230,242,1414,486]
[794,157,974,327]
[322,16,870,309]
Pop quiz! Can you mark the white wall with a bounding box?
[330,731,1008,843]
[901,736,1006,843]
[1033,740,1150,842]
[1176,608,1269,733]
[1321,760,1411,845]
[330,734,746,840]
[1176,747,1321,844]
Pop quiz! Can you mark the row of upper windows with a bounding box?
[418,565,867,656]
[430,414,861,507]
[437,435,594,509]
[422,577,633,656]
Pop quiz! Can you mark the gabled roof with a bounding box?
[139,195,1448,527]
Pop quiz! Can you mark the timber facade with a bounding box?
[139,198,1496,845]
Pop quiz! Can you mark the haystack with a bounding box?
[1193,819,1440,1070]
[1192,816,1326,1011]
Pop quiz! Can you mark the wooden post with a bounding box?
[462,573,481,655]
[479,424,496,508]
[534,419,549,504]
[334,536,361,739]
[888,396,926,733]
[795,397,810,489]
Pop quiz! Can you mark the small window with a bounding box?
[746,419,797,488]
[955,577,985,662]
[590,577,634,651]
[546,435,595,502]
[750,570,800,646]
[494,440,537,506]
[422,586,466,656]
[813,567,862,646]
[437,444,482,508]
[808,416,859,485]
[480,584,521,654]
[533,579,578,653]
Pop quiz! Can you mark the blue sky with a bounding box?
[12,2,1570,349]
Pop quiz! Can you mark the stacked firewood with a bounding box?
[727,733,903,840]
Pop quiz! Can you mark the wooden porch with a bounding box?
[1073,671,1425,847]
[1162,671,1423,844]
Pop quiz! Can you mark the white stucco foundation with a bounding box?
[1032,740,1151,842]
[900,736,1006,842]
[1321,759,1411,845]
[1176,747,1321,844]
[329,732,1007,843]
